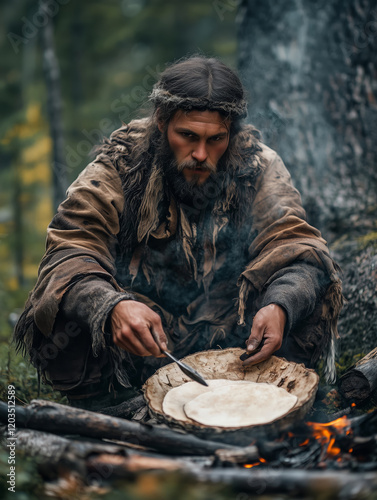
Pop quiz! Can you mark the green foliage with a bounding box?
[0,448,45,500]
[357,230,377,250]
[0,0,238,330]
[0,0,238,410]
[0,341,67,404]
[0,4,238,496]
[335,350,365,378]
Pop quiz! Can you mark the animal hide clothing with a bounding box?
[14,118,343,402]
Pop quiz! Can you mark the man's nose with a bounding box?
[191,142,208,163]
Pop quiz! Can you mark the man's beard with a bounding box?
[156,131,225,212]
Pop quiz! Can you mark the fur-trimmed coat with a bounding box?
[14,118,343,393]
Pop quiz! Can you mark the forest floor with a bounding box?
[0,210,376,499]
[330,205,377,359]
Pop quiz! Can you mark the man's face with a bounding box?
[159,109,230,187]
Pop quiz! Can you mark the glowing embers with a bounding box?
[306,416,352,461]
[241,415,376,471]
[243,458,266,469]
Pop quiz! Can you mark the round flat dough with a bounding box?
[162,379,251,422]
[184,382,298,428]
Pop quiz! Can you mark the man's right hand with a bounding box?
[110,301,167,357]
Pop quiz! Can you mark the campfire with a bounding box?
[243,416,355,469]
[1,348,377,497]
[1,398,376,497]
[213,410,377,474]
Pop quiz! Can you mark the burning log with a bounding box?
[339,347,377,403]
[0,400,236,456]
[3,426,377,497]
[1,398,377,497]
[214,446,259,464]
[348,407,377,437]
[271,412,377,470]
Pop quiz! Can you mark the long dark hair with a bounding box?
[150,56,247,133]
[93,57,261,254]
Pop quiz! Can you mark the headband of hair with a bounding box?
[149,86,247,118]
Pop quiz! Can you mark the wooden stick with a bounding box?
[188,468,377,496]
[215,446,259,464]
[99,395,146,419]
[87,453,184,477]
[3,427,188,481]
[0,400,235,456]
[7,427,377,496]
[3,425,377,496]
[339,347,377,402]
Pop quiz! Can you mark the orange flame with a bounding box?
[245,416,353,467]
[306,416,352,458]
[299,438,310,447]
[243,458,266,468]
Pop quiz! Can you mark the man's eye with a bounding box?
[211,136,223,142]
[181,132,194,138]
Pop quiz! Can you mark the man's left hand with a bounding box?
[242,304,286,366]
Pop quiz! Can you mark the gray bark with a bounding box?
[0,399,235,456]
[237,0,377,236]
[339,347,377,402]
[40,0,67,211]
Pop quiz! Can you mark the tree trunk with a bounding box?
[237,0,377,236]
[40,0,67,211]
[13,163,24,287]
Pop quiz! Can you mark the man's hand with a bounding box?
[110,301,167,357]
[242,304,286,366]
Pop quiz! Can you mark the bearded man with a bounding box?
[14,56,343,410]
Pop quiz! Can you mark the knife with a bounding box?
[151,330,208,386]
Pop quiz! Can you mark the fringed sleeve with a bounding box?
[237,146,343,382]
[13,154,132,365]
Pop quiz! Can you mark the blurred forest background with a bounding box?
[0,0,239,402]
[1,0,377,404]
[0,1,377,498]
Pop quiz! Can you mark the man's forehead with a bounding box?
[170,109,230,132]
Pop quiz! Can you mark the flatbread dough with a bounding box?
[184,382,298,428]
[162,379,251,422]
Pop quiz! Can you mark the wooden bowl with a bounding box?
[143,348,319,445]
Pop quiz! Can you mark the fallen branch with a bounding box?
[339,347,377,403]
[4,427,377,496]
[2,428,186,478]
[0,399,236,456]
[188,467,377,496]
[99,394,146,419]
[215,446,259,464]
